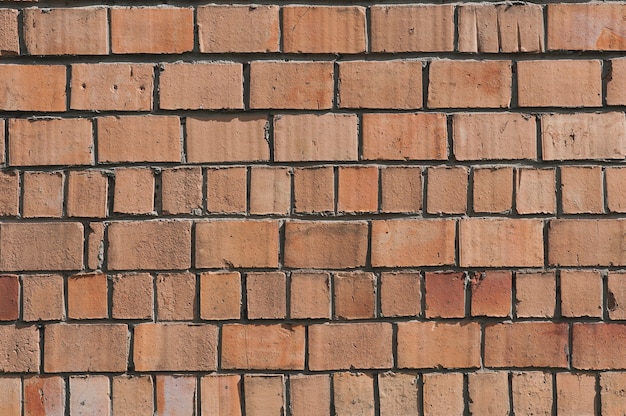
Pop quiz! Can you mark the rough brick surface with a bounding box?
[0,65,65,111]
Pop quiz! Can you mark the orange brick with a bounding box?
[0,171,18,216]
[195,220,278,268]
[308,323,392,370]
[67,171,108,218]
[69,376,110,416]
[113,168,154,215]
[516,168,556,214]
[381,166,422,213]
[98,116,180,163]
[44,324,127,372]
[274,114,358,162]
[573,323,626,369]
[244,375,284,416]
[608,58,626,105]
[284,221,368,269]
[339,60,422,109]
[160,63,242,110]
[608,272,626,320]
[87,222,104,271]
[371,219,456,267]
[207,167,247,214]
[468,372,510,416]
[426,166,468,214]
[471,271,512,318]
[0,65,65,111]
[428,60,512,108]
[23,171,63,218]
[161,167,202,215]
[601,372,626,415]
[453,112,536,160]
[250,61,333,110]
[334,272,376,320]
[362,113,447,161]
[201,375,242,416]
[370,5,454,52]
[198,5,279,53]
[338,166,378,213]
[293,166,334,214]
[290,375,330,416]
[22,274,64,321]
[515,272,556,318]
[156,376,196,416]
[0,275,17,321]
[559,166,604,214]
[222,324,304,370]
[107,220,191,270]
[134,323,217,371]
[542,112,626,160]
[557,373,596,416]
[397,321,480,369]
[24,376,65,416]
[473,167,513,213]
[0,325,39,372]
[561,270,602,318]
[290,272,330,319]
[111,7,193,54]
[283,6,366,53]
[425,272,465,318]
[380,272,421,318]
[112,376,153,416]
[607,167,626,212]
[0,10,18,56]
[512,372,552,416]
[9,118,92,166]
[484,322,568,368]
[423,373,464,416]
[156,272,196,321]
[378,373,419,415]
[333,372,374,416]
[68,272,108,319]
[246,272,286,319]
[187,116,269,163]
[111,273,153,320]
[71,63,153,111]
[200,272,241,320]
[24,7,108,55]
[249,166,291,215]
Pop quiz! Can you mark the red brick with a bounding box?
[187,116,269,163]
[468,372,510,416]
[68,272,108,319]
[516,168,556,214]
[111,7,193,54]
[112,376,153,416]
[206,167,247,214]
[87,222,104,271]
[293,166,334,214]
[98,116,180,163]
[607,167,626,213]
[0,275,18,320]
[0,171,18,216]
[134,323,217,371]
[195,220,278,268]
[274,114,358,162]
[518,60,602,107]
[371,219,456,267]
[362,113,447,161]
[426,166,468,214]
[283,6,366,53]
[381,272,422,318]
[246,272,286,319]
[542,112,626,160]
[308,323,392,370]
[339,60,422,109]
[561,270,602,318]
[378,373,419,415]
[425,272,465,318]
[24,376,65,416]
[71,63,153,111]
[0,325,38,372]
[515,272,556,318]
[608,58,626,105]
[601,372,626,415]
[453,113,537,160]
[249,166,291,215]
[290,375,330,416]
[156,272,196,321]
[69,376,110,416]
[333,372,374,416]
[471,271,512,318]
[557,373,596,416]
[22,274,64,321]
[0,10,18,56]
[428,60,512,108]
[608,272,626,320]
[484,322,568,368]
[381,166,422,213]
[573,323,626,369]
[284,221,368,269]
[473,167,513,213]
[221,324,305,370]
[161,167,202,215]
[67,171,108,218]
[423,373,464,416]
[24,7,108,55]
[44,324,127,372]
[200,272,241,320]
[201,375,241,416]
[23,171,63,218]
[0,222,84,271]
[338,166,378,213]
[0,65,65,111]
[250,61,333,110]
[512,372,552,416]
[561,165,604,213]
[156,376,196,416]
[111,273,153,320]
[198,5,279,53]
[243,375,284,416]
[334,272,375,320]
[397,321,480,369]
[160,63,243,110]
[370,5,454,52]
[114,168,155,215]
[290,272,330,319]
[108,221,191,270]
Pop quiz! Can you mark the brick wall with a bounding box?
[0,0,625,414]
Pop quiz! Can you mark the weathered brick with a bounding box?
[512,372,552,416]
[200,272,241,320]
[24,376,65,416]
[471,271,512,318]
[381,166,422,213]
[290,272,331,320]
[561,270,603,318]
[246,272,286,319]
[0,65,65,111]
[608,272,626,320]
[601,372,626,415]
[334,272,376,319]
[425,272,465,318]
[380,272,421,318]
[67,171,108,218]
[0,274,18,320]
[244,375,284,416]
[161,167,203,215]
[22,274,65,321]
[156,376,196,416]
[337,166,378,213]
[293,166,334,214]
[557,373,596,416]
[0,171,19,216]
[23,171,64,218]
[378,373,419,416]
[156,272,196,321]
[207,167,247,214]
[468,372,510,416]
[561,166,604,214]
[0,9,18,56]
[112,376,153,416]
[515,272,556,318]
[249,166,291,215]
[69,376,110,416]
[111,273,153,320]
[607,167,626,213]
[516,168,556,214]
[87,222,104,271]
[423,373,464,416]
[290,375,330,416]
[201,375,242,416]
[426,166,468,214]
[473,167,513,213]
[333,372,374,416]
[607,57,626,105]
[0,325,39,372]
[573,323,626,369]
[68,272,108,319]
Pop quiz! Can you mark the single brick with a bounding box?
[112,376,153,416]
[607,58,626,105]
[371,219,456,267]
[516,168,556,214]
[111,273,153,320]
[221,324,305,370]
[69,376,110,416]
[484,322,568,368]
[370,5,454,52]
[207,167,247,214]
[195,220,279,268]
[87,222,104,271]
[198,5,279,53]
[381,166,422,213]
[334,272,376,320]
[246,272,286,319]
[380,272,421,318]
[22,274,65,321]
[134,323,217,371]
[561,270,603,318]
[473,167,513,213]
[24,376,65,416]
[515,272,556,318]
[200,272,241,320]
[156,272,196,321]
[98,116,180,163]
[378,373,419,416]
[250,61,333,110]
[293,166,334,214]
[24,7,108,55]
[542,112,626,160]
[71,63,153,111]
[202,375,242,416]
[397,321,481,369]
[111,7,193,54]
[560,165,604,214]
[0,65,65,111]
[309,323,392,370]
[161,167,203,215]
[0,325,39,372]
[44,324,127,372]
[290,375,330,416]
[426,166,468,214]
[423,373,464,416]
[9,118,92,166]
[428,60,512,108]
[338,166,378,213]
[512,372,552,416]
[283,6,366,53]
[274,114,358,162]
[187,116,269,163]
[557,373,596,416]
[339,60,422,109]
[160,62,243,110]
[573,323,626,369]
[601,372,626,415]
[244,375,284,416]
[607,167,626,212]
[0,171,19,216]
[284,221,368,269]
[23,171,64,218]
[608,272,626,320]
[114,162,156,212]
[290,272,330,319]
[425,272,465,318]
[249,166,291,215]
[453,113,537,160]
[0,10,18,56]
[67,171,108,218]
[0,275,18,320]
[468,372,510,416]
[156,376,196,416]
[67,272,108,319]
[333,372,374,416]
[471,271,512,318]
